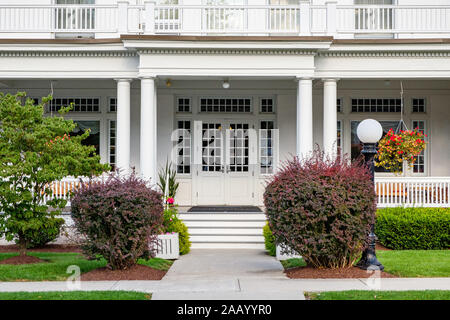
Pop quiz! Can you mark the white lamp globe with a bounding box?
[357,119,383,144]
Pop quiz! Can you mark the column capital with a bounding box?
[139,75,157,80]
[322,78,340,83]
[115,78,133,83]
[295,76,313,83]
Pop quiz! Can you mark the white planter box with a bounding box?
[153,233,180,260]
[276,243,302,261]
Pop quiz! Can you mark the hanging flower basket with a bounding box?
[375,128,427,174]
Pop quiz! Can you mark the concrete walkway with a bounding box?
[0,249,449,300]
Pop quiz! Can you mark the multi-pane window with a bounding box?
[337,98,342,113]
[412,120,426,173]
[49,98,100,112]
[337,121,342,155]
[351,98,401,113]
[177,98,191,113]
[202,122,223,172]
[229,123,250,173]
[108,120,116,170]
[72,121,100,155]
[260,120,275,174]
[260,98,274,113]
[175,120,191,174]
[412,98,426,113]
[109,98,117,112]
[200,98,251,113]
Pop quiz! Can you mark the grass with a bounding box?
[305,290,450,300]
[0,252,173,282]
[280,250,450,277]
[0,291,151,300]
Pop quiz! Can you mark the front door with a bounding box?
[195,120,255,205]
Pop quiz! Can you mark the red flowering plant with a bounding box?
[375,127,427,174]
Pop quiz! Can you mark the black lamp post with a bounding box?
[355,119,385,271]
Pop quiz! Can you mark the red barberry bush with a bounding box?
[71,172,164,270]
[264,150,377,268]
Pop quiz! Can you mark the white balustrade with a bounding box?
[1,4,450,38]
[375,177,450,208]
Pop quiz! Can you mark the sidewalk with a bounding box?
[0,250,449,300]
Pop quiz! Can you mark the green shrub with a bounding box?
[376,207,450,250]
[162,206,191,255]
[18,217,65,248]
[264,151,376,268]
[263,222,276,256]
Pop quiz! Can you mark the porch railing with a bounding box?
[43,176,450,208]
[1,3,450,38]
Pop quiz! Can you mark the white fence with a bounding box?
[153,233,180,260]
[1,3,450,38]
[375,177,450,208]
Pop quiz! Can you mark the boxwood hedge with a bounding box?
[376,207,450,250]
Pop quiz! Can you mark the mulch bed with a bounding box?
[80,264,167,281]
[0,255,47,265]
[0,244,82,253]
[285,266,397,279]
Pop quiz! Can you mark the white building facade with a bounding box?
[0,0,449,209]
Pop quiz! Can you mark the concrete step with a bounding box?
[190,235,264,243]
[191,242,266,249]
[179,213,266,221]
[183,220,266,228]
[188,228,263,236]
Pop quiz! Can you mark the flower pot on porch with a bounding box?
[276,243,301,261]
[152,233,180,260]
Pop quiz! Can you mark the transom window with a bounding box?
[412,98,426,113]
[337,98,342,113]
[175,120,191,174]
[260,98,274,113]
[109,98,117,112]
[177,98,191,113]
[352,98,401,113]
[49,97,100,113]
[412,120,426,173]
[200,98,252,113]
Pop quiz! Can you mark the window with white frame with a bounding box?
[260,120,275,174]
[49,97,100,113]
[109,98,117,112]
[337,120,342,155]
[108,120,116,170]
[177,97,191,113]
[260,98,274,113]
[412,98,426,113]
[412,120,426,173]
[175,120,191,174]
[337,98,342,113]
[352,98,401,113]
[72,120,100,155]
[200,98,252,113]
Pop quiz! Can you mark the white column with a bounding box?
[323,79,338,158]
[297,77,313,159]
[116,79,132,173]
[140,77,157,184]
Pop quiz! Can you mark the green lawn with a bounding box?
[280,250,450,278]
[306,290,450,300]
[0,291,151,300]
[0,252,173,282]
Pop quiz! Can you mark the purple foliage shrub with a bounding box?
[264,150,376,268]
[71,173,163,270]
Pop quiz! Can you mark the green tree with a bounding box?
[0,92,109,256]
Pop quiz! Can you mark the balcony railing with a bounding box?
[0,3,450,38]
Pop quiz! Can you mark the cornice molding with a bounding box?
[319,51,450,57]
[0,51,137,57]
[137,48,317,55]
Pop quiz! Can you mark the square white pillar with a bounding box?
[116,79,132,173]
[323,79,338,158]
[297,77,313,160]
[140,77,157,184]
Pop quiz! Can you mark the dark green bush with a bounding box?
[376,207,450,250]
[163,206,191,255]
[263,222,276,256]
[16,217,65,248]
[264,151,376,268]
[71,173,164,270]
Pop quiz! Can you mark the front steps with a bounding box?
[179,212,267,249]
